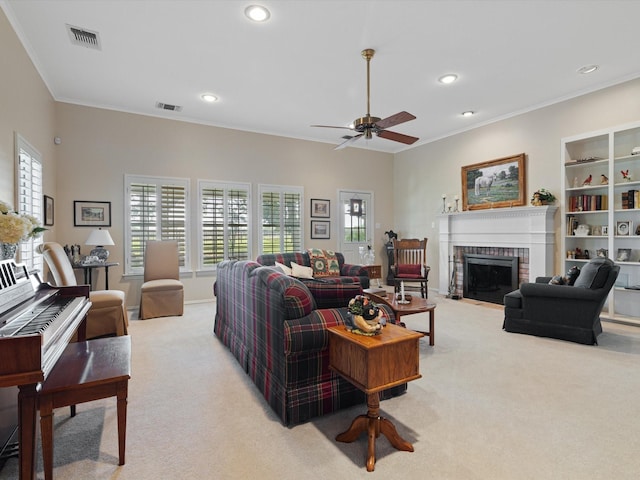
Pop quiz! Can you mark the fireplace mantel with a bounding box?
[438,206,558,295]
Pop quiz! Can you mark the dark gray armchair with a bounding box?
[503,257,619,345]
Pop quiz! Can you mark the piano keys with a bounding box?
[0,258,91,479]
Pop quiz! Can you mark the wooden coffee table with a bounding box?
[328,323,422,472]
[365,290,436,346]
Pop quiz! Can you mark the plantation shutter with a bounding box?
[259,185,303,254]
[125,175,189,274]
[199,181,250,269]
[16,135,44,273]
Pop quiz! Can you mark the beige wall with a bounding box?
[54,103,395,305]
[394,78,640,290]
[0,9,56,210]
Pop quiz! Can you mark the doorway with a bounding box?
[338,190,373,265]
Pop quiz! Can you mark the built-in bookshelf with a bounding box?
[562,121,640,325]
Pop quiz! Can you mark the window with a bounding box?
[198,180,251,270]
[16,134,44,274]
[125,175,190,274]
[259,184,303,254]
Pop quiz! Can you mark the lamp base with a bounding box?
[89,247,109,261]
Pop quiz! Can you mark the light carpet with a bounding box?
[2,296,640,479]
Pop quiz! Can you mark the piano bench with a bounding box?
[38,335,131,480]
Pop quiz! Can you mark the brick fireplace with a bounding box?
[438,206,557,297]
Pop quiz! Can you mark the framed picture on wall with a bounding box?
[74,200,112,227]
[44,195,54,226]
[461,153,526,211]
[310,198,330,218]
[311,220,330,239]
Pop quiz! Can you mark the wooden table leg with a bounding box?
[336,392,413,472]
[18,384,38,480]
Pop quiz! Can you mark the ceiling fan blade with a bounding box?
[311,124,354,130]
[377,129,419,145]
[375,111,416,130]
[335,134,364,150]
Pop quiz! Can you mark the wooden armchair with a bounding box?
[391,238,430,298]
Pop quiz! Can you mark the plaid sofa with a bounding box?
[256,251,369,309]
[213,260,403,426]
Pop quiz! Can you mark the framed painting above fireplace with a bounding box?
[461,153,526,211]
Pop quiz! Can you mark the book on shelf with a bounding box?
[568,194,608,212]
[565,215,579,235]
[621,190,639,209]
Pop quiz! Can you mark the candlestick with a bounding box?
[442,196,446,213]
[454,198,460,212]
[401,281,405,299]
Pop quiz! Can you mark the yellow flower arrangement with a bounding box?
[0,200,47,244]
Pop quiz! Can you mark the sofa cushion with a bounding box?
[291,261,314,279]
[573,258,614,289]
[396,264,422,278]
[307,248,341,277]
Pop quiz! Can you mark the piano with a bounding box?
[0,258,91,480]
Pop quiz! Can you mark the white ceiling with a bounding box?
[3,0,640,154]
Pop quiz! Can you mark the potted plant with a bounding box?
[530,188,556,206]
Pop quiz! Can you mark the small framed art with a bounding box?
[616,221,632,236]
[616,248,631,262]
[74,201,112,227]
[310,198,330,218]
[311,220,330,239]
[44,195,54,226]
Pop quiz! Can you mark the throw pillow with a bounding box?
[549,275,565,285]
[307,248,340,277]
[573,258,614,289]
[291,261,314,279]
[565,266,580,286]
[275,261,292,276]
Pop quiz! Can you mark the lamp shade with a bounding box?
[85,228,114,246]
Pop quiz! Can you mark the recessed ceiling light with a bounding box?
[245,5,271,22]
[201,93,218,103]
[438,74,458,84]
[577,64,599,75]
[461,111,475,117]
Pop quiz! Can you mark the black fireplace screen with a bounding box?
[463,254,518,305]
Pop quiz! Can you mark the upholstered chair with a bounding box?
[39,242,128,339]
[139,240,184,319]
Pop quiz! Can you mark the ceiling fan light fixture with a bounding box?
[245,5,271,22]
[438,74,458,84]
[201,93,218,103]
[461,110,475,117]
[577,64,599,75]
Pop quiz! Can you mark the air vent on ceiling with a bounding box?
[66,24,101,50]
[156,102,183,112]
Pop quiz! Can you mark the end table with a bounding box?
[328,323,422,472]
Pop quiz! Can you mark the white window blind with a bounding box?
[125,175,190,274]
[198,181,251,270]
[16,135,44,274]
[259,185,303,254]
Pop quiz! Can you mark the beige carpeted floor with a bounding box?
[2,295,640,479]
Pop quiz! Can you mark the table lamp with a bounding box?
[85,228,114,261]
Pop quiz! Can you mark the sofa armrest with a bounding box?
[341,263,368,277]
[520,282,604,302]
[283,304,397,355]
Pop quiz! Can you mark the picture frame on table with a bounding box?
[616,220,632,236]
[601,225,608,236]
[461,153,526,211]
[74,200,112,227]
[310,198,330,218]
[310,220,330,239]
[44,195,54,226]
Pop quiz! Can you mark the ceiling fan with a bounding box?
[312,48,419,150]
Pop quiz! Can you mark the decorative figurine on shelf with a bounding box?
[345,295,384,336]
[530,188,555,206]
[600,174,608,185]
[582,174,592,186]
[621,169,632,182]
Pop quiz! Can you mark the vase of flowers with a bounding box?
[530,188,556,206]
[0,199,47,259]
